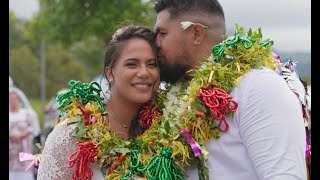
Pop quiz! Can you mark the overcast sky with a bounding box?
[9,0,311,53]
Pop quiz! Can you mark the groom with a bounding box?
[153,0,307,179]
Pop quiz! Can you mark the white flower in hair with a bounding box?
[181,21,208,30]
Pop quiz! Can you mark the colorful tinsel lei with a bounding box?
[32,24,278,180]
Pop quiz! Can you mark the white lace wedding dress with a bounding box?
[37,121,104,180]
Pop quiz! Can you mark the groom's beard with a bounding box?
[159,62,189,84]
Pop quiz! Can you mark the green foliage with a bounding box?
[197,154,209,180]
[10,1,158,102]
[70,36,105,77]
[9,42,91,100]
[300,75,311,85]
[10,11,41,55]
[32,0,156,46]
[164,120,171,133]
[9,11,26,49]
[75,119,86,140]
[45,43,91,99]
[29,98,45,132]
[9,46,41,98]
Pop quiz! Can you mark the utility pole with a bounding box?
[40,39,46,112]
[39,2,46,136]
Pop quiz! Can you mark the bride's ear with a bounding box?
[105,66,113,83]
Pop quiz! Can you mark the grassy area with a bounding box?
[300,75,311,85]
[29,98,47,133]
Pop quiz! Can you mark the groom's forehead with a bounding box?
[155,10,176,30]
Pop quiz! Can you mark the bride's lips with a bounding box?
[132,82,153,91]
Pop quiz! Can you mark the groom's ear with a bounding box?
[191,23,206,46]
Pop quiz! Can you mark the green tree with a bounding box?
[9,11,26,49]
[31,0,156,46]
[70,36,105,78]
[10,11,44,58]
[9,46,41,98]
[45,43,90,99]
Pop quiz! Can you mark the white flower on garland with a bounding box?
[161,83,193,139]
[162,83,183,120]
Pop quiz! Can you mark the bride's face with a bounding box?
[108,38,160,104]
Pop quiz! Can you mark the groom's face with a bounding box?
[155,10,193,84]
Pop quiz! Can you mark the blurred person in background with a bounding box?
[9,87,40,180]
[42,88,69,143]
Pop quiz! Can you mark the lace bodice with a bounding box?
[37,121,104,180]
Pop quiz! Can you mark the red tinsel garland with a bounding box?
[138,100,160,129]
[79,106,92,125]
[198,87,238,132]
[68,141,98,180]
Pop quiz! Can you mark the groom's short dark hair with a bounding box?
[153,0,225,20]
